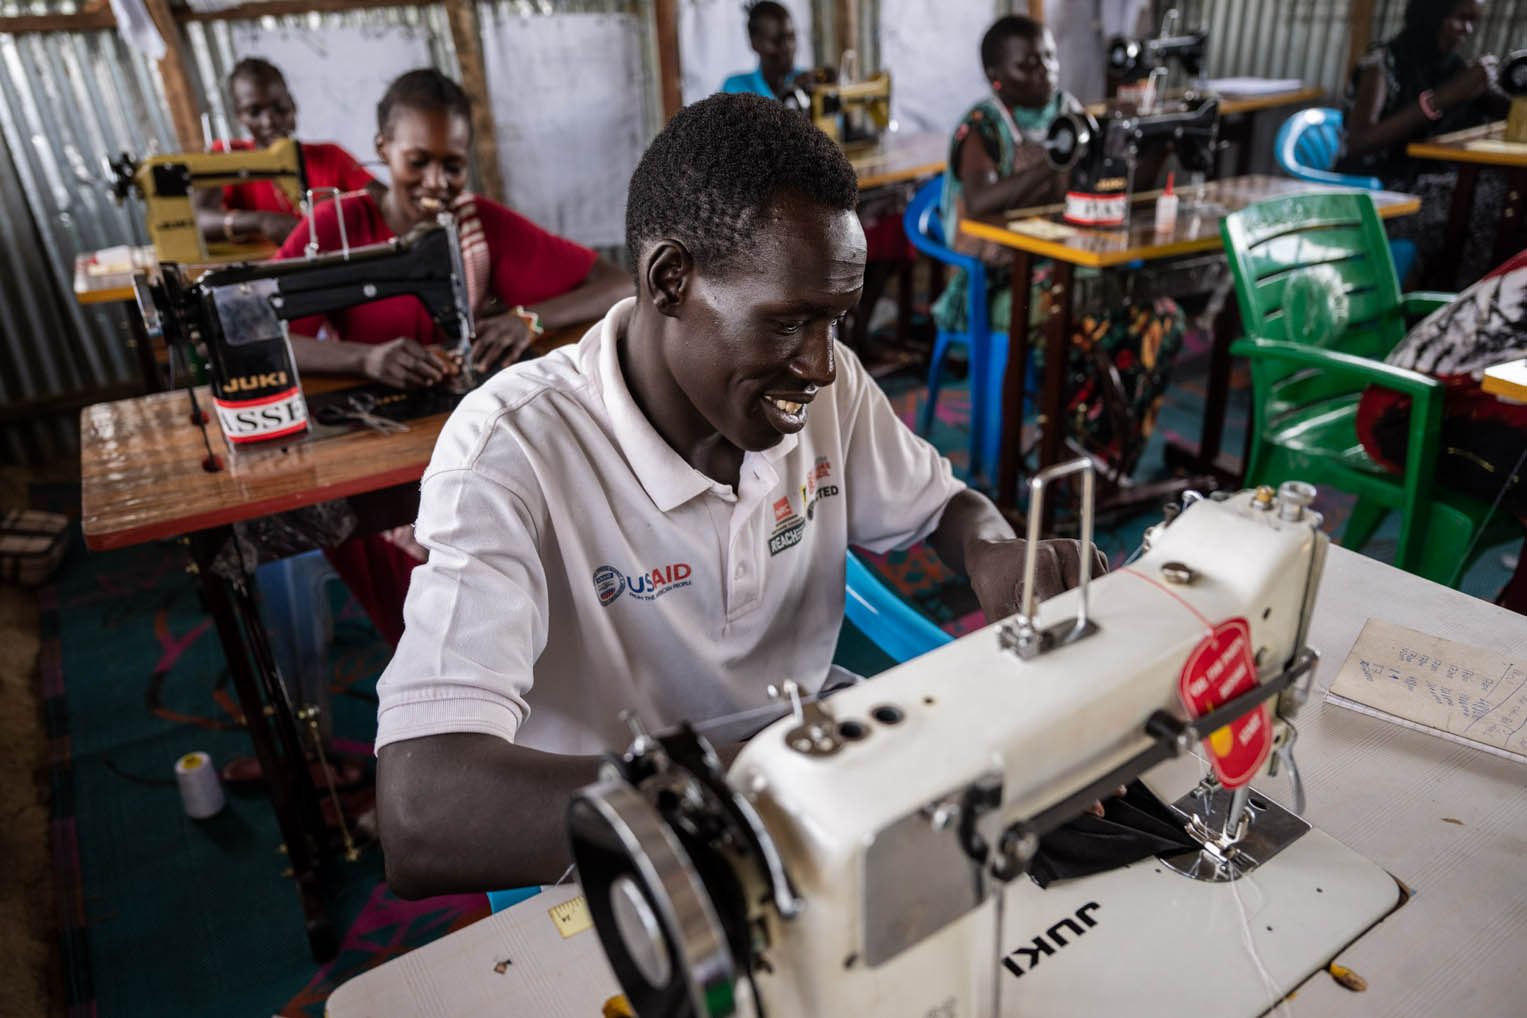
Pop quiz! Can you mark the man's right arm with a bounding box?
[378,734,600,896]
[373,427,562,897]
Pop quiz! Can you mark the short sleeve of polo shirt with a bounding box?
[834,343,965,553]
[478,201,598,309]
[375,391,550,749]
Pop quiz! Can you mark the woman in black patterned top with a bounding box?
[1336,0,1510,286]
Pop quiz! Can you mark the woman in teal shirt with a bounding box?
[936,15,1184,479]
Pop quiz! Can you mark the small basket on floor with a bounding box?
[0,509,70,587]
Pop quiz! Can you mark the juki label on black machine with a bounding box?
[201,278,310,444]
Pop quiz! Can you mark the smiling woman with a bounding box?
[270,67,632,646]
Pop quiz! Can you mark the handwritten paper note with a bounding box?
[1327,618,1527,765]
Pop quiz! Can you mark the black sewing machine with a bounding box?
[137,215,474,455]
[1044,96,1220,227]
[1106,7,1209,100]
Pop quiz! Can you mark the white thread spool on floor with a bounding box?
[175,751,226,819]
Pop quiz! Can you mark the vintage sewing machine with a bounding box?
[107,138,308,264]
[1502,50,1527,143]
[811,71,892,150]
[1106,7,1209,108]
[135,213,473,450]
[1044,96,1219,227]
[567,463,1402,1017]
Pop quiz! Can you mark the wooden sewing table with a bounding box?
[78,324,586,960]
[960,175,1420,520]
[1407,121,1527,284]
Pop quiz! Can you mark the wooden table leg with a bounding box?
[997,250,1036,510]
[188,528,338,963]
[1491,167,1526,270]
[1436,163,1480,289]
[1037,261,1076,530]
[1164,296,1244,485]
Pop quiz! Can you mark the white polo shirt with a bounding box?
[376,297,966,756]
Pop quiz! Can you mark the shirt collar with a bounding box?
[593,298,799,512]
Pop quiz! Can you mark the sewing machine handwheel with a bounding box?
[1504,50,1527,96]
[569,781,740,1018]
[1045,113,1091,170]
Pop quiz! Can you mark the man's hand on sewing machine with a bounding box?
[929,490,1108,624]
[363,337,448,389]
[471,311,538,375]
[966,537,1109,623]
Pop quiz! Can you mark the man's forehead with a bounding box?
[752,196,866,256]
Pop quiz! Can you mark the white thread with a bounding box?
[1229,871,1295,1017]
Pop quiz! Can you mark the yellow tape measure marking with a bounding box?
[548,895,593,939]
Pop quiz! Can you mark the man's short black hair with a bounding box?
[747,1,791,37]
[377,68,472,137]
[625,92,858,279]
[229,57,286,93]
[980,15,1045,71]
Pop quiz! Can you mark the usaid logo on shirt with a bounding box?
[593,562,693,607]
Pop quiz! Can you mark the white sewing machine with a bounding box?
[567,463,1402,1018]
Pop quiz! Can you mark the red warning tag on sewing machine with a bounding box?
[1178,618,1272,788]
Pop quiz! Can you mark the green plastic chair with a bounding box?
[1221,191,1512,587]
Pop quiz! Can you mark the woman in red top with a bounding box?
[272,68,630,644]
[196,57,383,247]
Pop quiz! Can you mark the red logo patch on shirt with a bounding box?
[773,496,793,523]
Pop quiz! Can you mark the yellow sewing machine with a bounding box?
[107,138,307,264]
[812,71,892,150]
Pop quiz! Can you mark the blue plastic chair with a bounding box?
[904,174,1032,488]
[487,553,951,914]
[1274,107,1417,282]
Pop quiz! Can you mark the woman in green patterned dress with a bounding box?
[934,15,1184,479]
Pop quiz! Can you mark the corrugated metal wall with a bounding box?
[1171,0,1527,96]
[0,21,177,463]
[183,4,459,157]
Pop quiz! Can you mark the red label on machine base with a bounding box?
[1063,191,1129,227]
[214,386,310,444]
[1178,618,1271,788]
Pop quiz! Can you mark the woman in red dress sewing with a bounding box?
[273,68,631,644]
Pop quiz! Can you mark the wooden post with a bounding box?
[1348,0,1376,76]
[654,0,683,122]
[141,0,204,151]
[834,0,859,63]
[443,0,505,202]
[1028,0,1046,22]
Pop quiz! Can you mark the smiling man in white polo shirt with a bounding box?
[376,93,1097,896]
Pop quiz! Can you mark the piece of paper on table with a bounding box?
[1204,77,1305,97]
[1007,217,1078,240]
[1326,618,1527,765]
[1465,139,1527,155]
